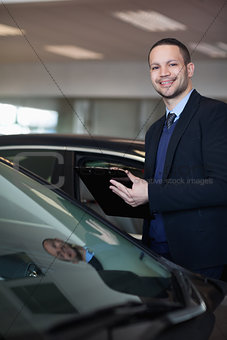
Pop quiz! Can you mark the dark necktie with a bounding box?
[89,256,103,271]
[166,112,176,129]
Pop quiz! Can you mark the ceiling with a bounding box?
[0,0,227,64]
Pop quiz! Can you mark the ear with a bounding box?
[187,62,195,78]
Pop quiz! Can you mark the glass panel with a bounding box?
[82,159,143,178]
[0,161,171,286]
[0,161,173,337]
[0,149,63,184]
[12,283,77,314]
[0,252,42,280]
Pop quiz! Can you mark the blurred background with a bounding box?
[0,0,226,139]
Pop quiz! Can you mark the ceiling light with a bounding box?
[0,23,24,36]
[113,10,187,32]
[190,42,227,58]
[2,0,64,3]
[45,45,104,60]
[217,41,227,52]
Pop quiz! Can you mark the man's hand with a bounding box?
[109,171,148,207]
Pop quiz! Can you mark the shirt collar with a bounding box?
[166,89,194,120]
[84,247,94,263]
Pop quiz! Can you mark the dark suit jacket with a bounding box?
[143,90,227,270]
[98,270,170,298]
[89,256,103,271]
[89,256,170,297]
[89,256,171,297]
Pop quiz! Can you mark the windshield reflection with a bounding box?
[42,237,171,299]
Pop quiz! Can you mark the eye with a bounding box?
[151,66,159,71]
[169,63,177,67]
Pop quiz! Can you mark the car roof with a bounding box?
[0,133,144,151]
[0,134,145,161]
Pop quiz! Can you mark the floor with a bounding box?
[209,296,227,339]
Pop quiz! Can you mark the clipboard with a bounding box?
[76,167,149,218]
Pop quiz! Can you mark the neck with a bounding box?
[80,247,86,261]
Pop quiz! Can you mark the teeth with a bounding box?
[161,81,173,85]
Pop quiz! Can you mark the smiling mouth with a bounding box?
[160,80,174,86]
[60,245,72,258]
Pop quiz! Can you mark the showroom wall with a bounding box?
[0,60,226,137]
[1,60,227,98]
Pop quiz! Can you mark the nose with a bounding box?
[55,240,64,251]
[56,244,66,258]
[160,65,171,77]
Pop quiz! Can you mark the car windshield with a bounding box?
[0,161,174,338]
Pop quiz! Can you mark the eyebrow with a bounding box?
[150,59,179,66]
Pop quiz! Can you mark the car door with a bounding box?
[0,146,145,234]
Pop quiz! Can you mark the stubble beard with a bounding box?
[72,246,83,262]
[155,69,189,100]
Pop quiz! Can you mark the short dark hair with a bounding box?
[148,38,191,67]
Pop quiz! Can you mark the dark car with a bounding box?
[0,157,226,340]
[0,134,145,235]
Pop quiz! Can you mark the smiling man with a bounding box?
[42,238,104,270]
[43,238,85,263]
[110,38,227,279]
[149,41,194,104]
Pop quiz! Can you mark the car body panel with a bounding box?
[0,159,226,339]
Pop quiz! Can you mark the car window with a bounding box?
[0,162,168,278]
[0,148,145,236]
[80,159,144,177]
[0,148,64,184]
[0,161,172,300]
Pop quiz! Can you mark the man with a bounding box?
[43,238,103,270]
[109,38,227,279]
[42,238,170,297]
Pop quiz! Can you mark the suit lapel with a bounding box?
[162,90,201,180]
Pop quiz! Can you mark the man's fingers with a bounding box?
[109,179,131,194]
[109,173,147,207]
[109,179,136,205]
[125,171,140,184]
[110,185,133,203]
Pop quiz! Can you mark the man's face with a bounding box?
[149,45,194,100]
[43,238,82,263]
